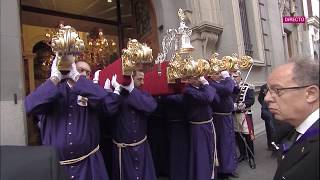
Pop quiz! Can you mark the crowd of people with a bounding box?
[25,55,319,180]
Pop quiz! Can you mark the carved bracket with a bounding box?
[192,22,223,58]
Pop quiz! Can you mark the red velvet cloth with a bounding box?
[98,59,185,95]
[142,61,185,96]
[98,58,131,87]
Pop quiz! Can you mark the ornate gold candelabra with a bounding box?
[83,29,117,70]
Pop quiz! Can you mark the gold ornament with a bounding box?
[208,53,221,75]
[121,39,153,75]
[239,55,253,69]
[50,24,85,72]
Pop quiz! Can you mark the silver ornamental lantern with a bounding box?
[155,8,196,82]
[177,9,194,54]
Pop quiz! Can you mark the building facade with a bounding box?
[1,0,318,145]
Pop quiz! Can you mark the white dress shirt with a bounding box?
[296,108,319,140]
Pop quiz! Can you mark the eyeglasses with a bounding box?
[266,85,311,97]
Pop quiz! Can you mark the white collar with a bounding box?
[296,108,319,138]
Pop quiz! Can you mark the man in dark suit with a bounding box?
[264,58,319,180]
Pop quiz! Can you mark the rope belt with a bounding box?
[112,136,147,180]
[212,122,219,179]
[189,118,219,179]
[59,144,99,165]
[189,117,213,124]
[213,112,232,116]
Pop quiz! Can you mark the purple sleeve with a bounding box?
[184,85,215,105]
[163,94,183,104]
[25,79,60,115]
[212,77,235,95]
[126,88,157,113]
[73,76,120,115]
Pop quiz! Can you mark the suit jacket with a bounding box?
[0,145,68,180]
[274,120,319,180]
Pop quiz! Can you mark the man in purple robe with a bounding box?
[111,69,158,180]
[182,76,217,180]
[25,57,120,180]
[208,71,239,180]
[160,94,189,180]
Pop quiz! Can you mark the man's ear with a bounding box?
[305,85,319,103]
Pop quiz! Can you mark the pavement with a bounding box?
[230,133,278,180]
[158,133,278,180]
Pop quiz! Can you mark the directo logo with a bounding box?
[283,16,306,23]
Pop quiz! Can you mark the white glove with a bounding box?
[233,103,238,111]
[220,70,230,78]
[50,54,62,81]
[111,74,121,95]
[93,70,101,84]
[199,76,209,85]
[238,102,246,111]
[122,76,134,93]
[68,62,80,82]
[104,78,111,91]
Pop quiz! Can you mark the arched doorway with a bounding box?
[21,0,159,92]
[20,0,160,144]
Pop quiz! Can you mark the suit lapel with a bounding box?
[278,120,319,173]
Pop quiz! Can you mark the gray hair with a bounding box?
[291,57,319,87]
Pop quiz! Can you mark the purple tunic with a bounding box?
[183,84,217,180]
[209,78,238,174]
[25,76,120,180]
[112,88,157,180]
[162,94,189,180]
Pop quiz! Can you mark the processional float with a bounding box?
[98,9,253,95]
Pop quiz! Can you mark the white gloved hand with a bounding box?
[68,62,80,82]
[220,70,230,79]
[199,76,209,85]
[50,54,62,81]
[121,76,134,93]
[111,74,121,95]
[238,102,246,111]
[233,103,238,111]
[104,78,111,91]
[93,70,101,84]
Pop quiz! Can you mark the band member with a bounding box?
[208,71,238,180]
[25,55,120,180]
[111,69,158,180]
[233,71,256,169]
